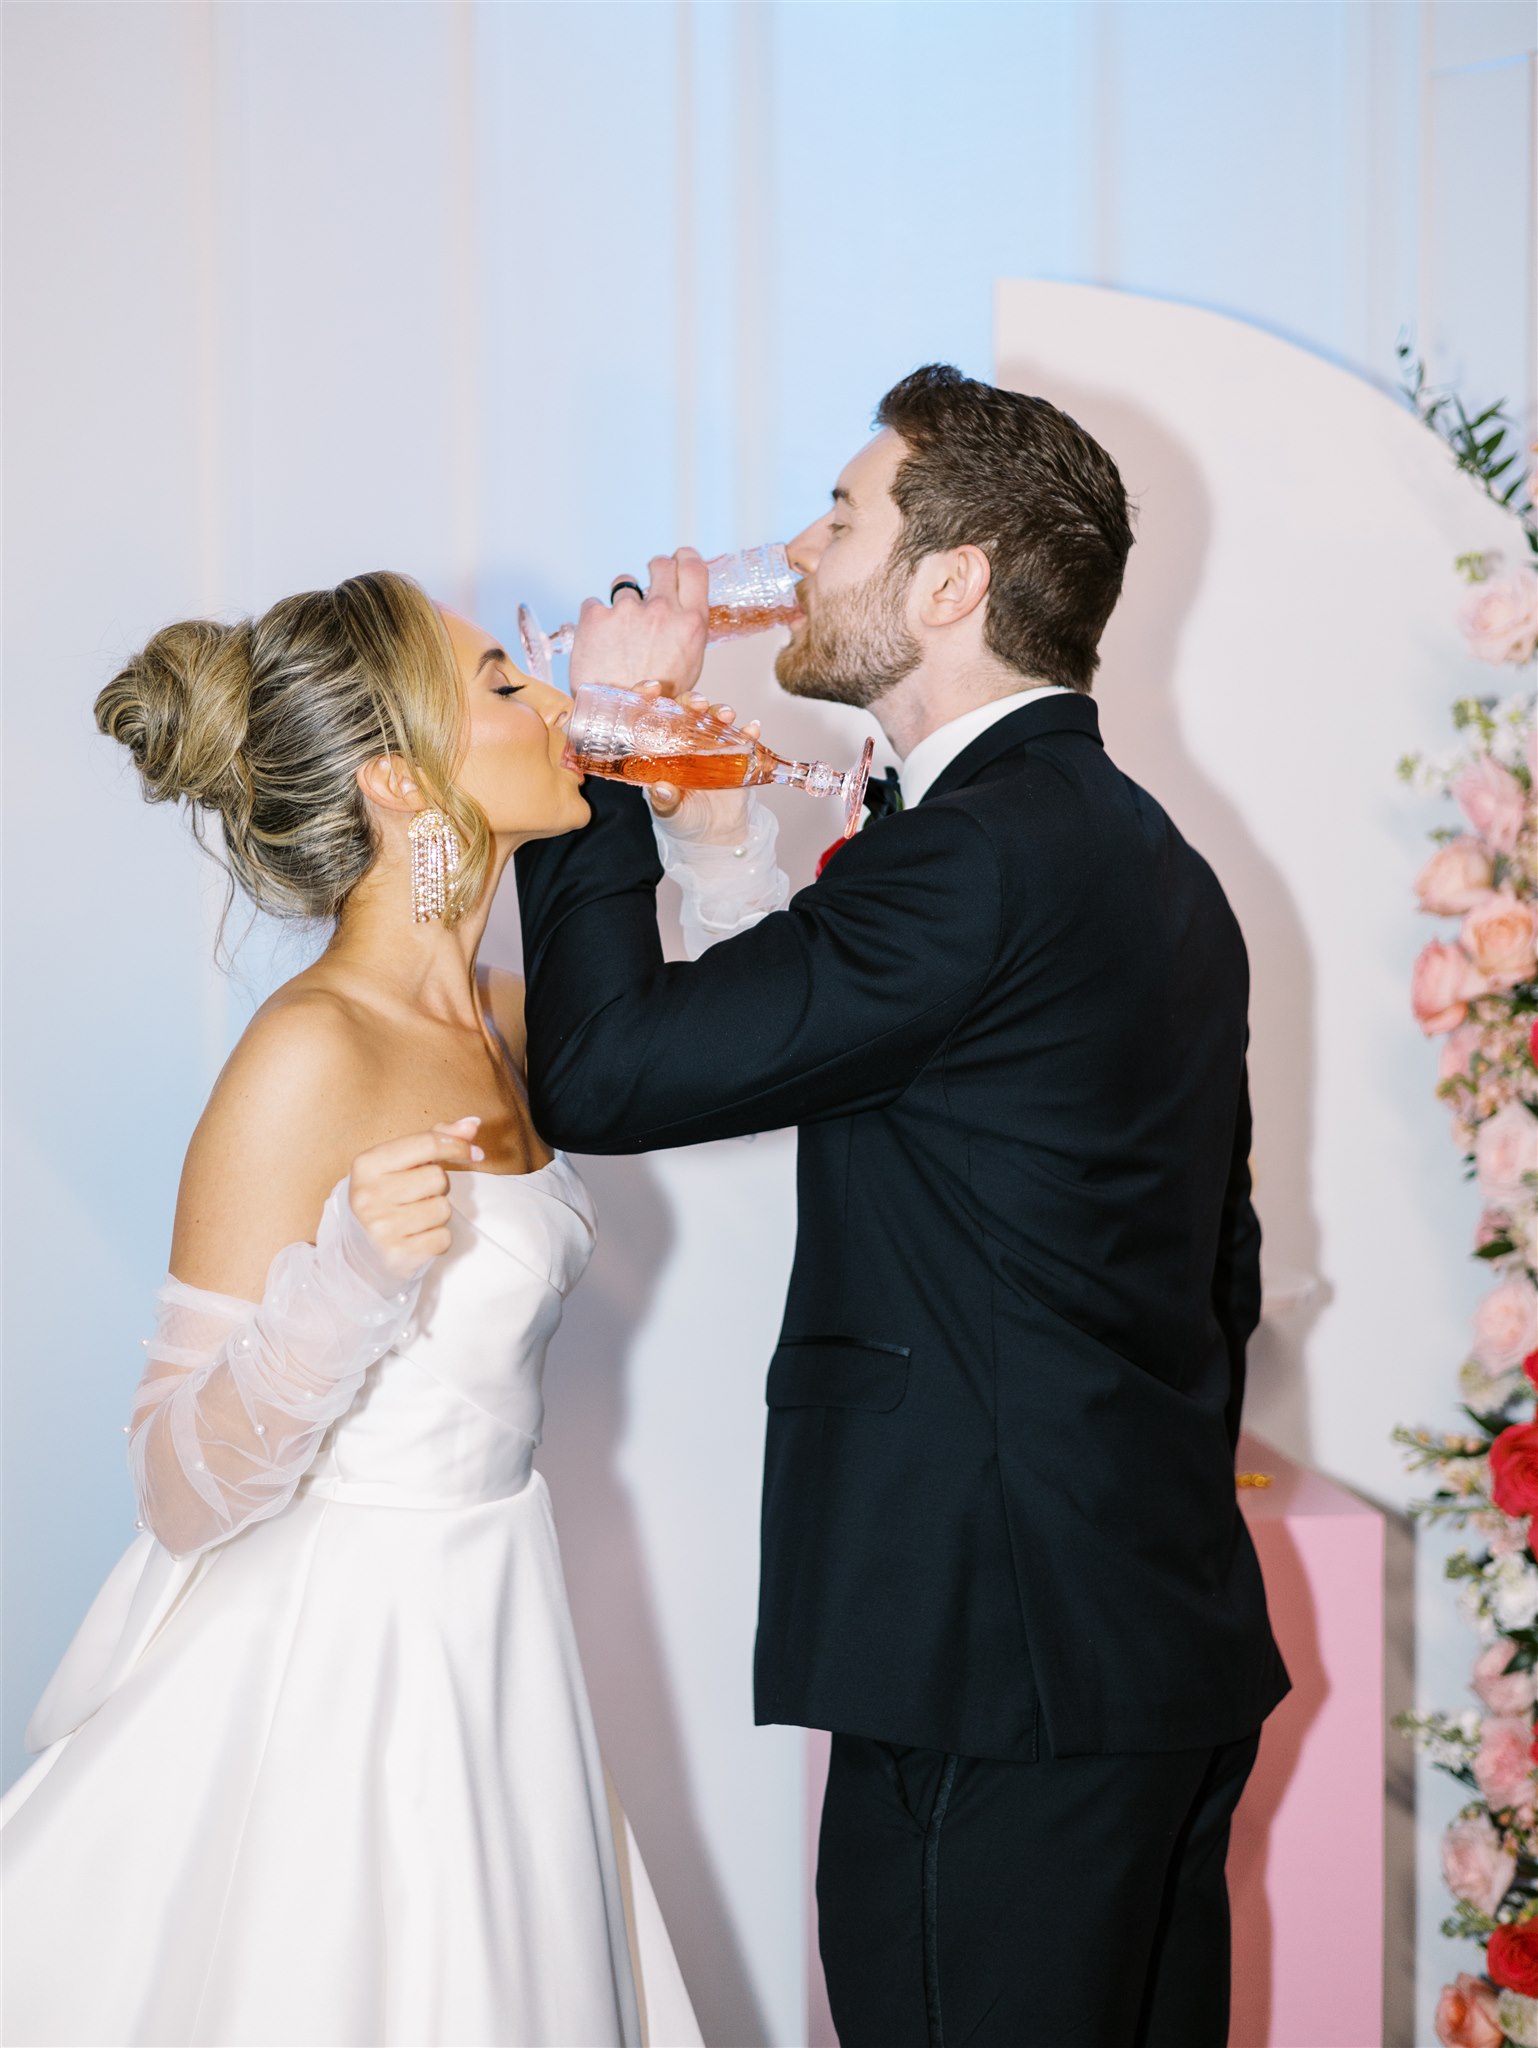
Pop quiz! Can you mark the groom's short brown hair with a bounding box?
[875,364,1133,694]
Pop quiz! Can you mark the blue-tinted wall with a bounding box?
[5,5,1532,2039]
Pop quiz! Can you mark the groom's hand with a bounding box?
[569,548,710,695]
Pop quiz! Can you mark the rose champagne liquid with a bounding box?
[707,601,800,641]
[572,748,756,790]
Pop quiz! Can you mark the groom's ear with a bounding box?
[914,544,991,630]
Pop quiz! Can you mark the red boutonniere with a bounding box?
[816,766,903,877]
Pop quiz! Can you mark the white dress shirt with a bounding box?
[898,684,1073,809]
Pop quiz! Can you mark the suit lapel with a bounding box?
[918,693,1103,805]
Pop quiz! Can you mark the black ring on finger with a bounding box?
[609,578,644,603]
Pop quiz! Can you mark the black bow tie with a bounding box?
[864,766,904,822]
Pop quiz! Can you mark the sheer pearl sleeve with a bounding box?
[652,792,791,960]
[129,1176,430,1560]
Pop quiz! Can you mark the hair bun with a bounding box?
[95,617,254,811]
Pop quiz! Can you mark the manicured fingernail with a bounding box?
[470,1144,485,1160]
[457,1116,482,1130]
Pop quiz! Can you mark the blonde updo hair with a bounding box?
[95,571,490,927]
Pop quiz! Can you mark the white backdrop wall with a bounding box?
[3,5,1532,2042]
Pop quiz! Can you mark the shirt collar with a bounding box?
[898,684,1074,809]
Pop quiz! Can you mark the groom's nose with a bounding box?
[787,518,827,577]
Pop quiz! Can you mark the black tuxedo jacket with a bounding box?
[515,693,1289,1759]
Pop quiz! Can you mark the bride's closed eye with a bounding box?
[493,679,526,698]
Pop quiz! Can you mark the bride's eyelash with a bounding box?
[493,681,525,698]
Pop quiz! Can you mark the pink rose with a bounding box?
[1434,1972,1503,2048]
[1459,570,1538,666]
[1441,1811,1517,1915]
[1413,940,1489,1035]
[1477,1101,1538,1206]
[1474,1713,1536,1815]
[1463,891,1538,990]
[1475,1278,1538,1372]
[1442,1023,1485,1082]
[1475,1640,1538,1714]
[1454,756,1530,856]
[1418,838,1497,915]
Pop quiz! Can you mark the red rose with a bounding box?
[1487,1919,1538,1995]
[1491,1423,1538,1517]
[1529,1016,1538,1067]
[1526,1350,1538,1395]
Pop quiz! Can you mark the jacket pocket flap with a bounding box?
[766,1338,911,1412]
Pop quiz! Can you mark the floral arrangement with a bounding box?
[1393,360,1538,2048]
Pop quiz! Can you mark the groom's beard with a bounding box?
[775,556,922,710]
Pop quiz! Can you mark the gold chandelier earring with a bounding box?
[408,808,461,924]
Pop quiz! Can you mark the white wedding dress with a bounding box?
[1,1155,703,2048]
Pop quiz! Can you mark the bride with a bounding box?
[0,568,774,2047]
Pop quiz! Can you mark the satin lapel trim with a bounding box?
[917,693,1103,806]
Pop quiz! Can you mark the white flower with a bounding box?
[1491,1554,1538,1631]
[1453,1452,1496,1495]
[1461,1707,1487,1739]
[1461,1579,1494,1631]
[1490,696,1537,770]
[1461,1358,1526,1412]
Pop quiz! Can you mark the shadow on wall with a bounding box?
[532,1151,771,2048]
[995,357,1328,1465]
[1383,1506,1415,2048]
[1226,1516,1328,2047]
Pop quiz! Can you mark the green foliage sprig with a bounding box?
[1398,340,1538,554]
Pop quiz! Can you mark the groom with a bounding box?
[515,365,1288,2047]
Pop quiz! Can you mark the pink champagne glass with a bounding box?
[563,682,873,840]
[518,543,799,686]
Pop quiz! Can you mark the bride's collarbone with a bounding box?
[358,1041,554,1180]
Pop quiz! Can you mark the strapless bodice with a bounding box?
[301,1155,596,1512]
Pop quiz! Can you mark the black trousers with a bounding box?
[816,1728,1262,2048]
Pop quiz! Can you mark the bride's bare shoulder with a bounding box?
[213,986,379,1126]
[170,986,379,1296]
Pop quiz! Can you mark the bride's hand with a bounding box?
[644,684,761,845]
[347,1118,486,1279]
